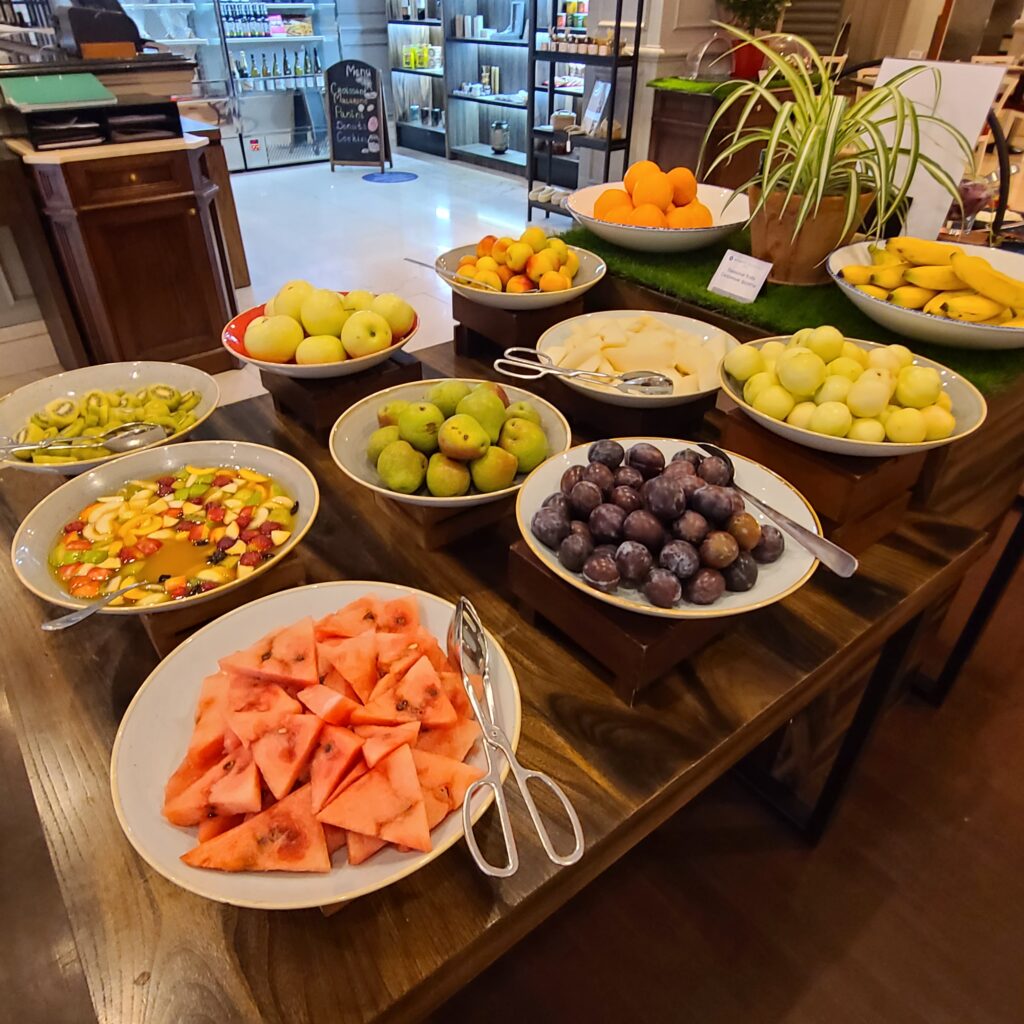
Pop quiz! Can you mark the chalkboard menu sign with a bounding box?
[325,60,391,172]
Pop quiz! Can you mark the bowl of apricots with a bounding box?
[566,160,749,253]
[434,226,606,310]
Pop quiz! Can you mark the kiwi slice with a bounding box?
[43,398,78,427]
[177,390,201,414]
[148,384,180,410]
[57,417,86,438]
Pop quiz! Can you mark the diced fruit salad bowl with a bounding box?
[329,378,572,509]
[110,581,522,909]
[0,361,219,475]
[13,440,318,614]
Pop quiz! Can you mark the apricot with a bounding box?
[491,237,515,265]
[539,270,569,292]
[473,269,503,292]
[506,274,536,293]
[477,234,497,257]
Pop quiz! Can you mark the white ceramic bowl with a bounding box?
[13,440,318,614]
[222,291,417,378]
[533,310,739,408]
[330,378,572,509]
[434,243,606,310]
[720,336,988,457]
[517,438,820,619]
[0,361,219,476]
[566,182,748,253]
[828,241,1024,350]
[110,581,521,909]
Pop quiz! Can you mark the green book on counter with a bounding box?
[0,74,116,112]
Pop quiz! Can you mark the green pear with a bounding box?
[367,425,400,464]
[504,400,541,426]
[498,417,549,474]
[456,388,506,443]
[376,440,426,494]
[470,446,518,493]
[475,380,510,407]
[377,399,410,427]
[426,453,471,497]
[397,401,445,454]
[427,379,472,418]
[438,413,490,461]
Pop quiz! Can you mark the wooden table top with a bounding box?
[1,343,986,1024]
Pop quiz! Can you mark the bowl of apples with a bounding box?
[435,226,605,310]
[222,280,419,379]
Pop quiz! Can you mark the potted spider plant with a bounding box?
[700,27,974,285]
[718,0,789,78]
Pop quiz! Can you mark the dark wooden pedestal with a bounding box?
[260,351,423,438]
[372,493,514,551]
[508,540,730,705]
[707,405,926,554]
[452,292,584,358]
[140,557,307,658]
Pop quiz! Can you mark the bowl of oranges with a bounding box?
[434,226,606,310]
[566,160,749,253]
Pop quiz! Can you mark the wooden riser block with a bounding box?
[707,404,926,525]
[140,557,308,659]
[821,491,912,555]
[452,292,585,359]
[260,350,422,438]
[508,540,729,706]
[372,493,514,551]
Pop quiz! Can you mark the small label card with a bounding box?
[707,250,773,303]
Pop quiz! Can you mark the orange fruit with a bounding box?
[603,205,635,225]
[594,188,633,219]
[623,160,661,196]
[631,172,673,212]
[667,166,698,206]
[667,201,713,229]
[628,204,668,229]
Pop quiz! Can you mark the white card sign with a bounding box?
[708,249,772,303]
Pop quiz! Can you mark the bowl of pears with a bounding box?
[329,378,571,508]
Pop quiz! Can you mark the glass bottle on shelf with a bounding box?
[282,48,291,76]
[294,48,304,77]
[260,52,270,86]
[237,52,248,77]
[249,50,260,83]
[271,50,280,82]
[400,0,411,21]
[261,3,269,36]
[415,0,426,20]
[312,46,321,74]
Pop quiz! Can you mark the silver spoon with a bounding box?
[42,582,166,631]
[405,256,503,293]
[494,347,674,396]
[695,442,858,578]
[1,422,168,459]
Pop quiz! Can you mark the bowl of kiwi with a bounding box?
[0,361,219,475]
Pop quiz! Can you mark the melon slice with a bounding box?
[416,718,482,762]
[310,725,364,812]
[324,632,379,703]
[347,831,386,865]
[323,823,347,857]
[315,597,382,640]
[316,744,432,853]
[412,748,485,828]
[225,674,302,744]
[352,722,421,768]
[181,784,330,873]
[219,617,318,688]
[297,684,359,725]
[350,656,457,729]
[251,713,323,799]
[198,812,244,843]
[208,750,262,815]
[376,596,420,634]
[164,748,256,827]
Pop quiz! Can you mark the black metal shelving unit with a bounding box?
[526,0,645,220]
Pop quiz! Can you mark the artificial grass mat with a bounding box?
[561,227,1024,395]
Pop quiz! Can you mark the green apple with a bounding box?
[300,289,349,336]
[341,310,393,358]
[244,314,303,363]
[295,335,345,364]
[272,279,314,320]
[343,289,375,312]
[370,292,416,338]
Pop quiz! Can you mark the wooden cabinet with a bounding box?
[26,142,235,373]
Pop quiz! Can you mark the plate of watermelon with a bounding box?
[110,581,522,909]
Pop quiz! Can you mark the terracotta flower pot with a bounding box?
[731,41,765,80]
[748,187,876,286]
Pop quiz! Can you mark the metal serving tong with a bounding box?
[494,347,674,396]
[404,256,503,293]
[0,421,166,458]
[446,596,585,877]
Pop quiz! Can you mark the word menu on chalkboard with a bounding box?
[325,60,392,171]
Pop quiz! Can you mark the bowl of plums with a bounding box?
[516,438,821,618]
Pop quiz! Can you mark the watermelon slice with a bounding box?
[351,656,457,729]
[164,673,236,803]
[250,713,323,799]
[316,744,432,853]
[412,748,485,828]
[297,684,359,725]
[376,596,420,634]
[352,722,421,768]
[164,748,257,827]
[346,831,386,865]
[416,718,482,762]
[208,751,262,815]
[225,674,302,744]
[323,632,379,703]
[321,668,362,703]
[219,617,318,688]
[321,760,369,810]
[198,812,244,843]
[315,597,382,640]
[309,725,364,812]
[323,823,347,857]
[375,632,422,672]
[181,784,330,873]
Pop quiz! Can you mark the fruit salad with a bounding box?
[49,465,297,606]
[11,385,201,465]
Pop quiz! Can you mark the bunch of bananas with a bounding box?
[839,238,1024,326]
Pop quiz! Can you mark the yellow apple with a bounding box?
[295,334,345,364]
[343,289,375,312]
[341,310,393,357]
[300,288,349,336]
[370,292,417,338]
[272,279,314,320]
[244,314,304,362]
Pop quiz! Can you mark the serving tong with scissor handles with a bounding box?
[493,347,675,396]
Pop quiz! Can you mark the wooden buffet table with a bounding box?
[1,341,988,1024]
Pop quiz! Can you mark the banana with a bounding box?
[855,284,890,300]
[904,265,966,291]
[840,264,874,286]
[889,285,937,310]
[887,237,962,267]
[950,251,1024,309]
[998,317,1024,327]
[979,308,1015,324]
[923,289,976,317]
[869,264,908,290]
[870,242,904,266]
[939,293,1007,322]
